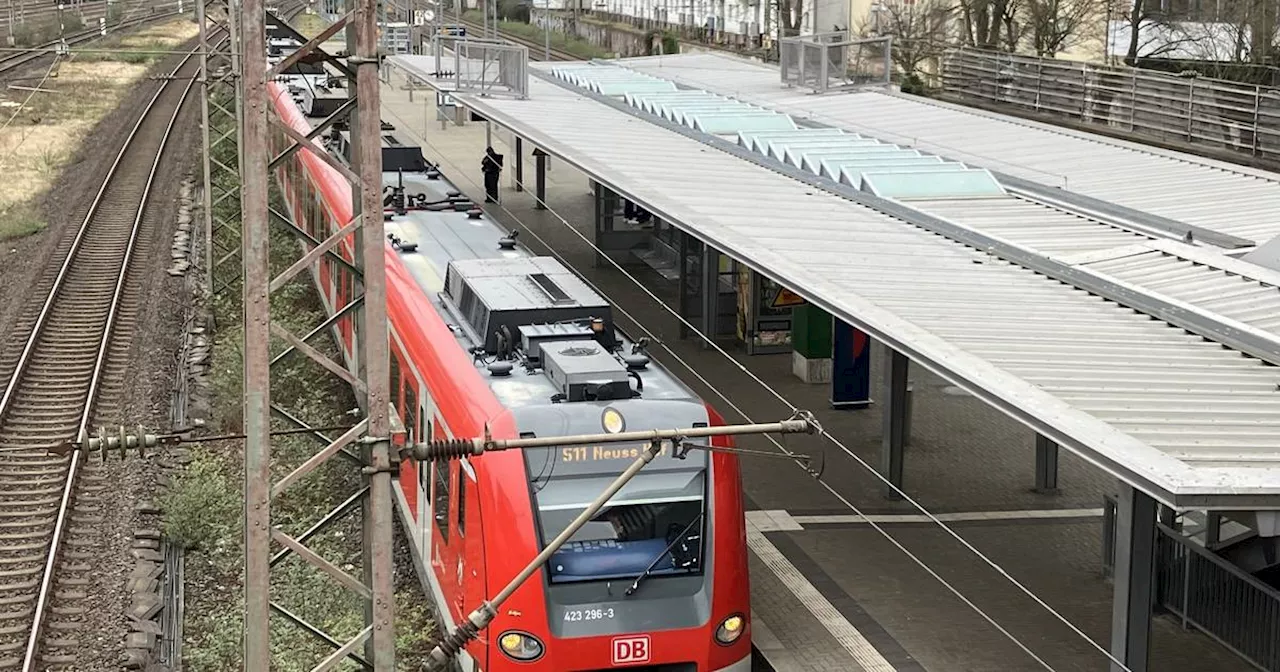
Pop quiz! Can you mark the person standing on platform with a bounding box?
[481,146,504,204]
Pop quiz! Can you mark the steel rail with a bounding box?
[0,29,217,424]
[455,17,576,61]
[0,35,217,671]
[0,6,186,75]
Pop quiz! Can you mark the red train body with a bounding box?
[266,77,753,671]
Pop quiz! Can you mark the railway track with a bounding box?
[0,40,202,671]
[0,2,185,76]
[457,18,576,61]
[0,0,163,38]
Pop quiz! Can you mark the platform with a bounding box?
[380,67,1256,672]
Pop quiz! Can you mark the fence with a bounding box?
[1098,496,1280,671]
[1155,525,1280,671]
[940,47,1280,165]
[779,32,891,94]
[431,35,529,98]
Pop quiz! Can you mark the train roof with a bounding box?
[281,78,709,476]
[381,166,704,414]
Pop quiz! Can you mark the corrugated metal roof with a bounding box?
[913,197,1153,259]
[1081,240,1280,336]
[392,55,1280,506]
[618,52,1280,247]
[561,66,1006,199]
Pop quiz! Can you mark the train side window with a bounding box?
[419,420,432,492]
[404,384,418,446]
[434,458,450,542]
[457,465,466,537]
[390,353,402,419]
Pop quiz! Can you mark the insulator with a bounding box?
[425,621,480,670]
[410,439,481,462]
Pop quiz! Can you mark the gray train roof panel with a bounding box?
[617,52,1280,247]
[391,56,1280,507]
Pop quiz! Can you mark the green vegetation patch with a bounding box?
[0,201,46,241]
[173,89,437,671]
[9,15,85,47]
[462,10,614,60]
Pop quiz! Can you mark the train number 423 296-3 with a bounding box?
[563,607,616,622]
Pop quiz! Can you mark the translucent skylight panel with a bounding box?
[860,169,1008,200]
[691,113,796,134]
[787,149,911,169]
[738,129,849,153]
[594,80,677,96]
[836,158,948,185]
[662,103,747,124]
[628,92,717,109]
[793,145,895,172]
[768,140,868,162]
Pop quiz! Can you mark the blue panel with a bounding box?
[831,319,872,409]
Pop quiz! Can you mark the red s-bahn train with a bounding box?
[266,68,754,671]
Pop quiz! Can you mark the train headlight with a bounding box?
[601,407,625,434]
[497,630,544,662]
[714,614,745,645]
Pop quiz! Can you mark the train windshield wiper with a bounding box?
[624,513,703,597]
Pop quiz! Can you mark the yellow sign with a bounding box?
[771,287,807,309]
[560,443,670,463]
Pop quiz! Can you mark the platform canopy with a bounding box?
[392,53,1280,509]
[619,52,1280,249]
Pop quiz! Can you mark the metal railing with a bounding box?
[779,31,891,94]
[940,47,1280,164]
[1155,525,1280,671]
[431,34,529,98]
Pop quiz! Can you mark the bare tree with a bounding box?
[1022,0,1105,56]
[870,0,958,76]
[1121,0,1228,64]
[1227,0,1277,64]
[958,0,1019,49]
[777,0,804,37]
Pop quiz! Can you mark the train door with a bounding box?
[431,456,458,619]
[454,460,473,618]
[418,419,430,561]
[458,457,486,672]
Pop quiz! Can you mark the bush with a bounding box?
[158,449,241,549]
[899,72,926,95]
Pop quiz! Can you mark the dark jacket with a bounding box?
[481,149,503,174]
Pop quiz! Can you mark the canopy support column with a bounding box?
[1110,483,1156,672]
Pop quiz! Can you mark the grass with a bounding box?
[464,10,615,60]
[9,15,86,47]
[75,20,200,64]
[0,17,199,242]
[0,201,45,240]
[169,88,436,671]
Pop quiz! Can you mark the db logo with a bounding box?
[611,635,651,665]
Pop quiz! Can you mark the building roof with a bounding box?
[392,53,1280,508]
[619,52,1280,249]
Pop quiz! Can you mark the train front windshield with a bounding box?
[530,468,708,585]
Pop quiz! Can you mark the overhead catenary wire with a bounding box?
[378,87,1132,672]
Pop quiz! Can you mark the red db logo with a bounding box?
[611,636,651,665]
